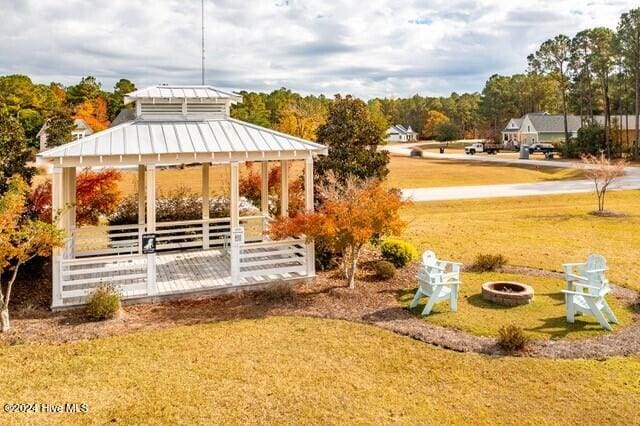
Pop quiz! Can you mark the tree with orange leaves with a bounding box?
[74,97,110,131]
[29,168,122,225]
[269,173,408,288]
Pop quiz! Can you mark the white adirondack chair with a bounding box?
[410,251,462,315]
[562,254,618,331]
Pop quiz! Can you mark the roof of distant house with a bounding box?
[386,124,417,135]
[36,118,94,137]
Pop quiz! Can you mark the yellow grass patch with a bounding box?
[401,191,640,291]
[1,317,639,424]
[387,155,585,188]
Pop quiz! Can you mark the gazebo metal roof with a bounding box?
[124,85,242,104]
[37,117,327,166]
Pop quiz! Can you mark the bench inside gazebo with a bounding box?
[37,85,327,309]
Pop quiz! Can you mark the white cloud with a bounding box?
[0,0,636,98]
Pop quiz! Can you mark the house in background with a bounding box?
[502,112,638,147]
[37,118,94,151]
[385,124,418,142]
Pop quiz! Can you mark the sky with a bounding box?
[1,0,637,99]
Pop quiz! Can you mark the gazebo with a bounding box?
[37,85,327,309]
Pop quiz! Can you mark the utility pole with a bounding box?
[201,0,205,85]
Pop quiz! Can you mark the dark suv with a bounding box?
[529,143,555,154]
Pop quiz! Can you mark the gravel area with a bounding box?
[2,260,639,359]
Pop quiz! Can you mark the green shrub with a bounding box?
[470,253,507,272]
[380,239,418,268]
[497,324,530,353]
[86,284,121,320]
[374,260,396,280]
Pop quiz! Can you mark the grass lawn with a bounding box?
[1,317,639,424]
[399,272,634,339]
[387,155,585,189]
[401,190,640,291]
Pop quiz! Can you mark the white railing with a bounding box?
[74,223,145,257]
[60,254,148,302]
[236,238,308,280]
[72,215,269,257]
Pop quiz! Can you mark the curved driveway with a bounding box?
[384,143,640,202]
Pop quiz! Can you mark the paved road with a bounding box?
[384,144,640,202]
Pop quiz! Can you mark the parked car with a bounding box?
[528,143,555,154]
[464,142,501,155]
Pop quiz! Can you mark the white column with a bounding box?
[51,167,64,308]
[64,167,76,258]
[260,161,269,237]
[146,165,157,296]
[202,162,210,249]
[137,165,146,254]
[230,161,239,228]
[280,160,288,217]
[229,161,240,285]
[304,157,315,277]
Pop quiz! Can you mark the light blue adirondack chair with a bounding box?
[562,254,618,331]
[410,251,462,315]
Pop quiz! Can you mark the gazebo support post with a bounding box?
[64,166,76,258]
[280,160,288,216]
[146,165,157,296]
[304,157,315,277]
[230,161,240,285]
[202,162,210,249]
[51,167,64,308]
[137,165,146,253]
[261,161,269,236]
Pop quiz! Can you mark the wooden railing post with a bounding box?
[230,227,244,285]
[202,162,210,250]
[146,165,157,296]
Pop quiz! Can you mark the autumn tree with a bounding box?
[269,174,407,288]
[581,153,626,213]
[0,177,65,332]
[421,110,449,139]
[0,109,34,195]
[29,168,123,226]
[74,97,110,131]
[315,95,389,184]
[66,76,102,106]
[275,96,327,140]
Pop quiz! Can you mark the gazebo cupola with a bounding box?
[125,85,242,121]
[37,85,327,310]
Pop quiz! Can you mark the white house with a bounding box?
[385,124,418,142]
[36,118,94,151]
[36,85,328,310]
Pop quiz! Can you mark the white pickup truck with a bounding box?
[464,142,500,155]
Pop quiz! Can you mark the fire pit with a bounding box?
[481,281,534,306]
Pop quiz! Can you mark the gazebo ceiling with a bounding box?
[37,118,327,166]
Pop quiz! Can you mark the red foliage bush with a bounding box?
[29,168,122,225]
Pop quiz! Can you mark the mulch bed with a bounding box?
[2,259,639,359]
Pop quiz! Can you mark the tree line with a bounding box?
[0,7,638,156]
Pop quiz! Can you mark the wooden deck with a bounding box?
[58,241,310,308]
[155,248,307,295]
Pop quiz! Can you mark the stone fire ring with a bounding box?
[481,281,534,306]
